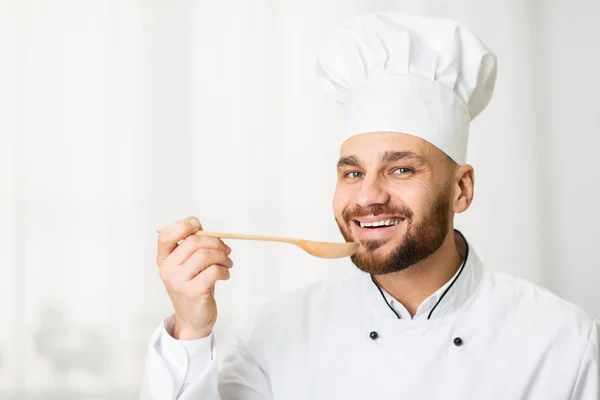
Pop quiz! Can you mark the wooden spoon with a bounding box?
[156,229,359,259]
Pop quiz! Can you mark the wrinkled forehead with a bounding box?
[339,131,443,162]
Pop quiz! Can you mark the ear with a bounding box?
[453,165,475,213]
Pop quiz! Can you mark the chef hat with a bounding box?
[316,12,497,165]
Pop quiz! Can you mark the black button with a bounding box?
[453,337,463,346]
[369,331,379,340]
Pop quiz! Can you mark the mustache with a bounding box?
[342,204,413,222]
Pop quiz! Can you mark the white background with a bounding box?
[1,0,599,398]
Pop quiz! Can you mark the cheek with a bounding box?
[333,185,354,215]
[390,180,435,215]
[332,189,343,216]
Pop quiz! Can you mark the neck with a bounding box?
[373,229,466,317]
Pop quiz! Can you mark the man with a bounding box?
[140,12,599,399]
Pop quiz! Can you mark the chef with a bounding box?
[140,12,599,400]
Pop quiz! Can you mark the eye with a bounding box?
[344,171,363,179]
[392,167,414,175]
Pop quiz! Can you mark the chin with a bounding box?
[350,247,401,275]
[351,255,409,276]
[360,235,405,253]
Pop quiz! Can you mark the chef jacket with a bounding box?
[140,234,599,399]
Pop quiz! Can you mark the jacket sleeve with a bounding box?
[570,320,599,400]
[139,314,272,400]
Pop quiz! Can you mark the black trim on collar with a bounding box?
[370,229,470,320]
[427,230,469,319]
[371,274,401,319]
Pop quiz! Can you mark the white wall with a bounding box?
[1,0,598,397]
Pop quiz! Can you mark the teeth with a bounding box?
[359,219,400,228]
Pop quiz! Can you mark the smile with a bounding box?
[350,216,406,241]
[355,219,401,228]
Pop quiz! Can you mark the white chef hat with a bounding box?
[316,12,497,165]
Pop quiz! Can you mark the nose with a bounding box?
[355,174,390,208]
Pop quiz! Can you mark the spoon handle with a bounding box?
[193,230,296,244]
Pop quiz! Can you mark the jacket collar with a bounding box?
[359,230,484,322]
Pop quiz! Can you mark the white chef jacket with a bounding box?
[139,236,599,399]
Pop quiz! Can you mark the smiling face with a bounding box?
[334,132,470,275]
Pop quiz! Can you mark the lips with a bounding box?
[355,218,402,228]
[353,214,405,223]
[350,216,406,241]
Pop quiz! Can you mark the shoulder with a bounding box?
[257,272,361,321]
[481,269,596,337]
[232,272,362,340]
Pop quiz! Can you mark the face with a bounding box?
[333,132,460,276]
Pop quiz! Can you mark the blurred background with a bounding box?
[1,0,599,398]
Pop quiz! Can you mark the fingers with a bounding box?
[157,217,202,264]
[181,248,233,279]
[188,264,231,293]
[168,234,231,265]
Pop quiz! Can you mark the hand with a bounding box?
[156,216,233,340]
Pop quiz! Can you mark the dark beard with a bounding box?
[336,189,450,275]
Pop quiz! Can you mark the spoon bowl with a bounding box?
[295,239,359,259]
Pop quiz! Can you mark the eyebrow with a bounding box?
[336,151,429,170]
[337,155,361,169]
[381,150,429,166]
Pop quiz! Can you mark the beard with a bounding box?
[336,189,451,276]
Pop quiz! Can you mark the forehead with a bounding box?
[339,131,439,160]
